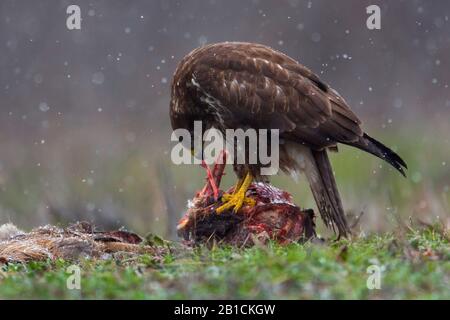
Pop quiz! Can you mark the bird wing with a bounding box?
[189,43,364,149]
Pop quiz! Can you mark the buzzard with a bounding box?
[170,42,407,237]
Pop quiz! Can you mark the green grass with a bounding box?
[0,123,448,299]
[1,226,449,299]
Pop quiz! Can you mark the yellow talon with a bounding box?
[221,193,234,201]
[216,172,255,213]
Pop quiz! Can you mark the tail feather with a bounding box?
[305,149,350,238]
[347,133,408,177]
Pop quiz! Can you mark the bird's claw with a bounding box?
[216,190,256,214]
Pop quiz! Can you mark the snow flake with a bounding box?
[92,72,105,85]
[39,102,50,112]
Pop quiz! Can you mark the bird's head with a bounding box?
[170,110,206,160]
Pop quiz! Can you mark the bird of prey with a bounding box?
[170,42,407,237]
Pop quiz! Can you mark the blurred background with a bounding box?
[0,0,449,238]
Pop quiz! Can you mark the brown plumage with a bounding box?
[170,42,407,237]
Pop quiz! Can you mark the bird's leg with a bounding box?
[216,172,256,214]
[200,159,220,200]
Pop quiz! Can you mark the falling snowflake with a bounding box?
[39,102,50,112]
[92,72,105,85]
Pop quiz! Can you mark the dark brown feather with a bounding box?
[180,42,362,147]
[308,150,349,236]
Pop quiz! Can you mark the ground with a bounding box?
[0,225,448,299]
[0,124,449,299]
